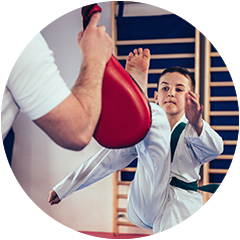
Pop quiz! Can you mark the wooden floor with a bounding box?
[1,228,156,239]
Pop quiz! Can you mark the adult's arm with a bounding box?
[35,13,113,150]
[1,2,113,150]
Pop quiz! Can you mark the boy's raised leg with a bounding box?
[125,48,150,97]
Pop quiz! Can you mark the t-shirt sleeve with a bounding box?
[7,33,71,120]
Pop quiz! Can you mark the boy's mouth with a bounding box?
[165,100,176,105]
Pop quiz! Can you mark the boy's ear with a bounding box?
[154,91,159,104]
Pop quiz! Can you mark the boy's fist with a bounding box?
[48,189,61,205]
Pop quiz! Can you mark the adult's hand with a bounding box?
[35,13,113,151]
[77,13,113,66]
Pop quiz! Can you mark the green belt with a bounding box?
[170,177,219,193]
[170,122,220,194]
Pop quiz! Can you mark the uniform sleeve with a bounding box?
[53,147,137,200]
[184,120,224,165]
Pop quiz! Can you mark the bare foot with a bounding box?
[125,48,150,97]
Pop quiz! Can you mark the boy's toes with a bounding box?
[127,52,133,61]
[129,52,133,58]
[133,49,138,56]
[143,48,150,59]
[138,48,143,55]
[126,55,131,62]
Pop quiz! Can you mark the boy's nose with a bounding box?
[168,90,174,97]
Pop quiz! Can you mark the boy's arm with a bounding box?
[50,147,137,202]
[184,91,224,164]
[184,120,224,164]
[185,91,204,136]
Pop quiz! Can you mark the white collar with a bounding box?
[171,114,188,133]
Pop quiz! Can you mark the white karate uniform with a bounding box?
[53,103,223,233]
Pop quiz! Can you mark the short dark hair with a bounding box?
[157,66,195,92]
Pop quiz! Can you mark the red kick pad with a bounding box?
[82,4,152,148]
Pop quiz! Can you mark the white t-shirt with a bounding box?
[1,33,71,139]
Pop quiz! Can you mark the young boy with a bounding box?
[48,48,223,233]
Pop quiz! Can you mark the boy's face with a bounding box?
[154,72,191,119]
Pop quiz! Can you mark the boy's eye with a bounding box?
[162,87,169,91]
[176,88,183,92]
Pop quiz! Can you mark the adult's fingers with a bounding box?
[87,12,101,28]
[77,31,84,42]
[97,25,106,32]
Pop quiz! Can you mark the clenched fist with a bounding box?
[48,189,61,205]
